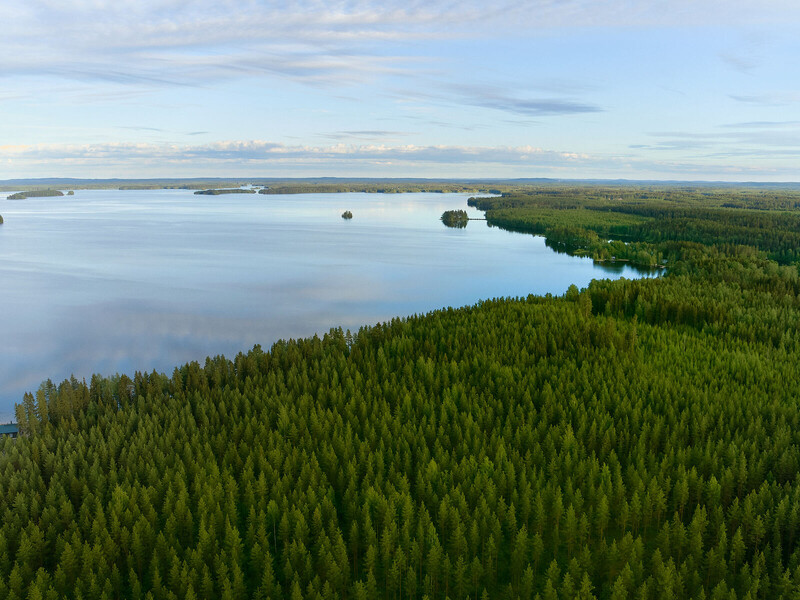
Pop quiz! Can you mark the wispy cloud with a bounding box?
[729,92,800,106]
[321,130,415,141]
[3,1,798,92]
[719,53,758,73]
[0,4,432,90]
[447,84,601,116]
[2,138,796,181]
[720,121,800,128]
[117,126,164,132]
[0,139,596,177]
[636,127,800,156]
[114,127,215,138]
[387,83,602,119]
[2,1,799,181]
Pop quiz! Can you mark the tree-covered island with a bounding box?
[341,210,353,219]
[441,209,470,228]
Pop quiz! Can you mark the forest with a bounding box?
[469,187,800,268]
[3,185,800,599]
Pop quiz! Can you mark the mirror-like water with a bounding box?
[0,190,658,417]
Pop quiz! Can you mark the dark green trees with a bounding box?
[441,210,469,228]
[3,186,800,598]
[6,190,64,200]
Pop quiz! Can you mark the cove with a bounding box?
[0,190,658,417]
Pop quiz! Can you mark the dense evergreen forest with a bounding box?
[3,185,800,599]
[468,186,800,267]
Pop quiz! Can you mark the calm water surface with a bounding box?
[0,190,657,417]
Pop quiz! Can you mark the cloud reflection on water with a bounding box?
[0,190,657,411]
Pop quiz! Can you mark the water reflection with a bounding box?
[544,239,664,277]
[0,190,658,415]
[441,209,470,228]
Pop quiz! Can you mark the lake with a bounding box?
[0,190,657,418]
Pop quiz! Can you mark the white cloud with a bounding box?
[0,140,583,165]
[2,0,799,181]
[1,139,796,181]
[2,1,798,89]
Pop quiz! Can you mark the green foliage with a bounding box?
[471,186,800,268]
[342,210,354,220]
[4,185,800,598]
[441,210,469,228]
[6,190,64,200]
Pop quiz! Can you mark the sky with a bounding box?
[1,0,799,181]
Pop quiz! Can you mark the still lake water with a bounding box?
[0,190,656,417]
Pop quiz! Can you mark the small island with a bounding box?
[7,190,65,200]
[193,188,257,195]
[0,214,4,225]
[341,210,353,220]
[67,191,75,195]
[441,209,469,228]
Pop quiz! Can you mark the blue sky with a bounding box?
[1,0,799,180]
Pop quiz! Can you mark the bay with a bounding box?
[0,190,657,418]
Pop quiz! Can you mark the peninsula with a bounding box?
[6,189,64,200]
[193,188,257,195]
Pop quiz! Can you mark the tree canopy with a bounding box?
[441,210,469,228]
[3,185,800,599]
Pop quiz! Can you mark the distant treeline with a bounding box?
[0,178,510,193]
[6,190,64,200]
[193,188,257,195]
[259,184,503,195]
[121,184,253,191]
